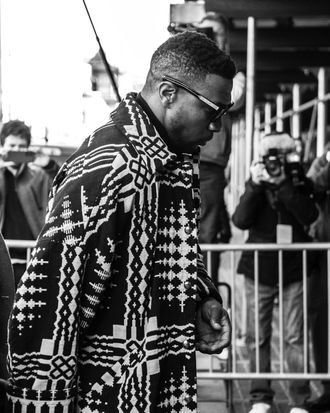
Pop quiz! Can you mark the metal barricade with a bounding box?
[199,242,330,394]
[5,239,35,265]
[4,240,330,403]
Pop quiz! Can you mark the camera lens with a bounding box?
[264,156,282,177]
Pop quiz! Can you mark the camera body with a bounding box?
[262,148,304,185]
[0,149,36,164]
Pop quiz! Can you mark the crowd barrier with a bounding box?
[199,242,330,382]
[5,239,330,383]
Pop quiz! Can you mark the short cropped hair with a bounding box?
[146,31,236,89]
[0,120,31,146]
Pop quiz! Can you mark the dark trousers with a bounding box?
[309,252,330,393]
[246,278,310,407]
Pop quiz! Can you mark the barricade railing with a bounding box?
[199,242,330,382]
[4,239,330,382]
[5,239,35,265]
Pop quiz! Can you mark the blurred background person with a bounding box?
[232,132,318,413]
[307,144,330,413]
[198,12,245,284]
[0,230,14,411]
[0,120,56,287]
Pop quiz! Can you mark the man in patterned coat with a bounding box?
[6,31,236,412]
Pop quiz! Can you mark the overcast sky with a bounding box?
[0,0,181,145]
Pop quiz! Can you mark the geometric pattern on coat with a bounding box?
[7,93,220,412]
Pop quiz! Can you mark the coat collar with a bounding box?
[111,93,196,171]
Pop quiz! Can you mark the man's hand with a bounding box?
[196,297,231,354]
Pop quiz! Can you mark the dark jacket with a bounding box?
[232,177,318,286]
[0,163,53,238]
[0,232,14,381]
[307,152,330,242]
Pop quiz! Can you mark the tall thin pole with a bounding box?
[264,102,272,135]
[245,17,256,179]
[82,0,121,102]
[253,107,261,161]
[276,94,284,132]
[317,67,327,156]
[292,83,301,139]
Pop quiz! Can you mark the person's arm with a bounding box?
[307,153,330,192]
[232,177,265,230]
[195,249,231,354]
[196,247,222,302]
[6,146,129,411]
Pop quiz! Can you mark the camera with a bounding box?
[262,149,304,185]
[0,149,36,164]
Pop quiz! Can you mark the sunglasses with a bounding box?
[162,75,234,122]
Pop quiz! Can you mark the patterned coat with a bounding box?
[7,93,221,413]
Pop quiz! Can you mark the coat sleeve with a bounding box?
[6,148,132,412]
[232,178,265,230]
[307,154,330,192]
[196,246,222,304]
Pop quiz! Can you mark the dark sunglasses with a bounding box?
[162,75,234,122]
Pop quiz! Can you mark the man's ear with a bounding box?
[159,81,177,107]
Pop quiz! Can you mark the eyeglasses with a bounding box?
[162,74,234,122]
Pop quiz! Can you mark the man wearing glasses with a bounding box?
[7,31,235,412]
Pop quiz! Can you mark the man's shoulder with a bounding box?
[67,120,131,168]
[86,119,129,151]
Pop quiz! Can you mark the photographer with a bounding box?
[0,120,54,287]
[232,132,318,413]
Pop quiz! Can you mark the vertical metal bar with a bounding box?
[276,94,284,132]
[292,83,301,139]
[254,249,260,373]
[245,16,256,179]
[278,249,284,373]
[302,249,308,373]
[240,118,246,185]
[231,121,238,211]
[317,67,327,157]
[207,250,211,275]
[27,247,31,263]
[231,250,237,372]
[254,106,261,160]
[264,102,272,135]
